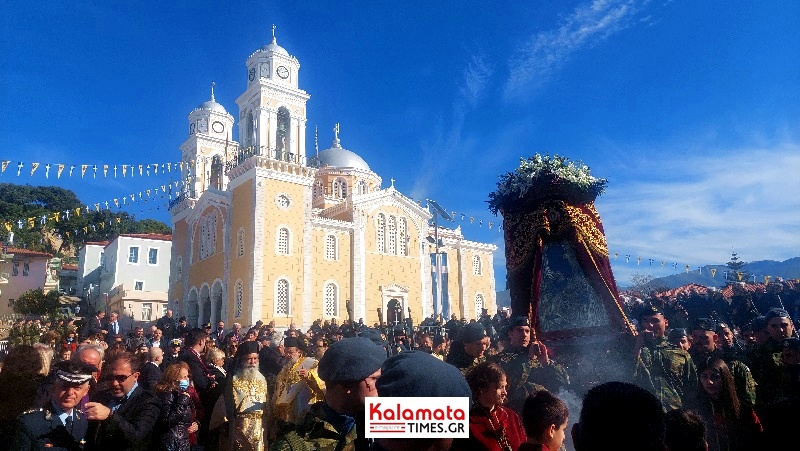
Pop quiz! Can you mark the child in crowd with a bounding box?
[520,390,569,451]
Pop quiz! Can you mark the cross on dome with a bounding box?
[332,123,341,148]
[210,81,216,101]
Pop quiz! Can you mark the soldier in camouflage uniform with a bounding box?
[748,308,795,407]
[270,337,386,451]
[689,318,757,407]
[486,316,568,414]
[633,305,697,411]
[444,321,489,375]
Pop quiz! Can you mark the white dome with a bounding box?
[261,37,289,56]
[196,100,228,113]
[311,141,371,172]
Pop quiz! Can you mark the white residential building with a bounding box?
[98,234,172,325]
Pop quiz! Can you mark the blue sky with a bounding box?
[2,1,799,288]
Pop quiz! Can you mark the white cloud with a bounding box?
[598,142,800,284]
[505,0,648,100]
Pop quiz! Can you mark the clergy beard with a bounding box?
[236,365,265,383]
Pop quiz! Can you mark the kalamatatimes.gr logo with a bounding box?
[365,397,470,438]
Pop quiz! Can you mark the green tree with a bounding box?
[13,288,61,316]
[725,250,752,284]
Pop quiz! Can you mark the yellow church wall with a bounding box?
[227,181,255,322]
[310,228,352,321]
[259,177,308,327]
[187,206,226,296]
[169,219,189,301]
[469,252,495,314]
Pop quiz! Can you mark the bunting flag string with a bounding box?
[0,180,184,235]
[0,159,196,179]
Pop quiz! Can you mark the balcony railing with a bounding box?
[225,146,307,172]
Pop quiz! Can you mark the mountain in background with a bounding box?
[496,257,800,302]
[649,257,800,289]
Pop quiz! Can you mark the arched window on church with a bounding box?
[387,215,397,255]
[324,282,338,317]
[237,227,245,258]
[357,180,368,195]
[235,280,244,318]
[275,278,290,316]
[277,227,290,255]
[325,235,338,260]
[176,256,182,280]
[244,111,255,151]
[473,255,482,275]
[398,217,407,256]
[277,106,291,160]
[475,293,484,317]
[209,155,223,190]
[332,178,347,199]
[199,220,206,259]
[376,214,385,253]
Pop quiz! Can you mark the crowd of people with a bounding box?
[0,291,798,451]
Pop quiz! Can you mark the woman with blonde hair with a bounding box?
[154,362,198,451]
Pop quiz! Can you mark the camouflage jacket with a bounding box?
[487,347,569,413]
[634,337,697,410]
[748,339,791,406]
[270,402,362,451]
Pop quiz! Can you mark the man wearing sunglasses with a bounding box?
[83,352,161,450]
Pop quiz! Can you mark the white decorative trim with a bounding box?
[250,178,265,326]
[302,183,313,330]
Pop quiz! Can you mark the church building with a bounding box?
[168,31,497,330]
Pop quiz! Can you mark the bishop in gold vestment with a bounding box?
[224,342,269,451]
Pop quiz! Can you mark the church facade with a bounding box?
[168,33,497,330]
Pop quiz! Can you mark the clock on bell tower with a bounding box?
[236,25,310,164]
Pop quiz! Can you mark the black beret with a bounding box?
[668,328,689,342]
[461,322,487,343]
[782,337,800,351]
[318,337,387,383]
[508,316,530,330]
[715,322,730,332]
[638,304,664,319]
[359,328,388,347]
[765,308,792,322]
[377,351,471,400]
[691,318,717,332]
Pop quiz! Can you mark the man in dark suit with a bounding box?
[103,312,122,345]
[12,360,96,451]
[155,309,177,341]
[83,352,161,451]
[82,311,105,340]
[138,347,163,392]
[178,328,216,440]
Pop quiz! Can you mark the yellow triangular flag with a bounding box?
[103,165,108,177]
[81,165,88,178]
[122,165,127,177]
[75,207,81,217]
[1,161,9,173]
[114,199,119,207]
[30,162,40,176]
[764,276,771,284]
[711,268,717,278]
[57,164,65,178]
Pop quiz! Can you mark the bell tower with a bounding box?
[235,26,310,164]
[180,82,236,198]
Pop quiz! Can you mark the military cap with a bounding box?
[359,328,389,347]
[765,308,792,322]
[202,322,212,329]
[169,338,182,347]
[715,321,731,332]
[318,337,387,383]
[377,351,471,400]
[55,360,96,384]
[668,328,689,342]
[638,304,664,319]
[461,322,487,343]
[782,337,800,351]
[691,318,717,332]
[508,315,531,330]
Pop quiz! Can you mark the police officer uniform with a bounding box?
[11,362,94,451]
